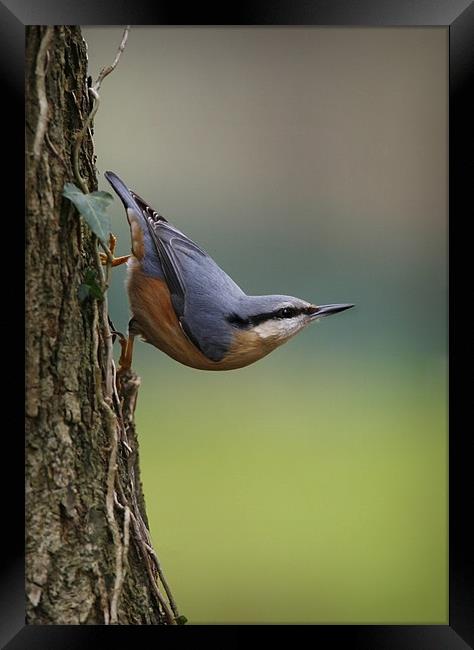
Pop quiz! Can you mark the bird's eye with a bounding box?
[277,307,296,319]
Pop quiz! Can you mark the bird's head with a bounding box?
[228,295,354,349]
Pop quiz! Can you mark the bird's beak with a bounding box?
[309,303,354,319]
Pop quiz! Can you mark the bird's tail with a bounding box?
[105,170,168,224]
[104,170,142,214]
[104,171,169,276]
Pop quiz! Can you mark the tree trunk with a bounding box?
[26,26,178,625]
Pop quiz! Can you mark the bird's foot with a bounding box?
[100,233,131,267]
[117,334,135,377]
[100,253,131,267]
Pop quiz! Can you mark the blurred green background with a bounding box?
[82,27,448,624]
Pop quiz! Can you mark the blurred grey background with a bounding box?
[83,27,447,624]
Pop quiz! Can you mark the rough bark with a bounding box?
[26,26,178,625]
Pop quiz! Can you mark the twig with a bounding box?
[91,294,126,625]
[70,90,84,122]
[72,26,130,193]
[45,132,68,170]
[101,283,115,400]
[110,505,131,624]
[115,478,175,623]
[94,243,113,289]
[101,282,127,623]
[94,26,130,93]
[143,540,179,618]
[123,506,131,564]
[72,87,100,194]
[105,403,123,625]
[33,27,54,160]
[125,483,179,620]
[129,509,176,624]
[93,562,111,625]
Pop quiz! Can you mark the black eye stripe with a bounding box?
[227,313,251,328]
[227,307,302,328]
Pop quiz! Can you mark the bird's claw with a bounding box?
[100,233,131,267]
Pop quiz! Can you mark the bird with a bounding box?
[104,170,354,372]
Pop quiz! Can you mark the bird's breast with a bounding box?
[126,262,276,370]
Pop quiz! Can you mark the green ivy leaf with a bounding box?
[175,615,188,625]
[78,269,104,303]
[63,182,113,245]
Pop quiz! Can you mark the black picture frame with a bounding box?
[5,0,472,646]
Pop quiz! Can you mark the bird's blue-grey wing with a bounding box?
[144,218,245,362]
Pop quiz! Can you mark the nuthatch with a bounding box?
[104,171,353,372]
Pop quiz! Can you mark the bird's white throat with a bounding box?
[252,314,307,341]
